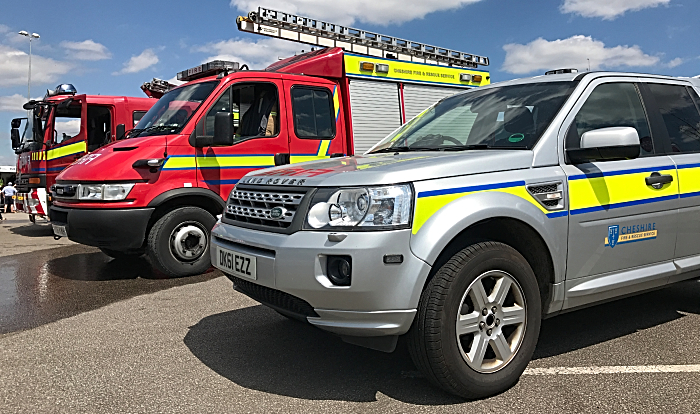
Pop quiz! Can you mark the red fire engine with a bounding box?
[49,7,491,276]
[11,83,160,221]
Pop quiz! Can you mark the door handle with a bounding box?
[645,172,673,189]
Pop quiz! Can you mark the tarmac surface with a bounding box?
[1,213,699,413]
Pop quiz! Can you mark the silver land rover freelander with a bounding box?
[210,72,700,398]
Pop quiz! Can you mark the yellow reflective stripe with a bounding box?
[412,185,546,234]
[677,166,700,196]
[197,155,275,168]
[162,157,197,169]
[333,86,340,121]
[568,168,677,212]
[47,141,86,160]
[290,140,332,164]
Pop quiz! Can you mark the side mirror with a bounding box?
[11,129,20,150]
[213,112,234,146]
[116,124,126,140]
[567,127,640,164]
[22,100,37,110]
[11,118,23,129]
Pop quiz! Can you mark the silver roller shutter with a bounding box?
[402,84,464,120]
[349,80,402,154]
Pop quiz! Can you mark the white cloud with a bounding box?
[0,44,72,87]
[54,119,81,138]
[113,48,159,75]
[560,0,670,20]
[666,57,684,68]
[0,94,40,112]
[502,35,659,75]
[196,37,302,69]
[231,0,483,25]
[60,40,112,61]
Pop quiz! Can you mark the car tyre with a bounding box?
[147,206,215,277]
[408,241,541,399]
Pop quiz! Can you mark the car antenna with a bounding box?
[164,135,168,158]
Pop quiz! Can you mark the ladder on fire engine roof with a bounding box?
[141,78,176,99]
[237,7,489,69]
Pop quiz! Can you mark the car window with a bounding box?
[567,82,654,156]
[202,82,279,140]
[291,86,335,139]
[646,83,700,153]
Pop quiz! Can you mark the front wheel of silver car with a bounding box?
[408,241,541,399]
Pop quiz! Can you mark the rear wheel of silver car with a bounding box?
[408,241,541,399]
[146,206,216,277]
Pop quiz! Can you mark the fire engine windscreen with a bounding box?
[369,82,576,153]
[133,81,218,137]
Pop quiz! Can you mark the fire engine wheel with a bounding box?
[407,241,541,400]
[147,206,216,278]
[100,248,144,260]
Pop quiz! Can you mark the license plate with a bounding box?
[215,246,257,280]
[52,224,68,237]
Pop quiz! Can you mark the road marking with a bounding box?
[524,365,700,375]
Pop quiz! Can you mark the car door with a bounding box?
[194,79,289,199]
[639,80,700,283]
[285,79,347,163]
[560,78,679,309]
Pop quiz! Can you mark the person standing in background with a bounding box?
[2,183,17,214]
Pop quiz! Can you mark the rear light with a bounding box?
[28,177,41,184]
[472,74,483,83]
[375,64,389,73]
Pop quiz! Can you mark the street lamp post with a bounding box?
[18,31,40,101]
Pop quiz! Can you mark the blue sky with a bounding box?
[1,0,698,164]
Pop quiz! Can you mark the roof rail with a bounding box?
[237,7,488,68]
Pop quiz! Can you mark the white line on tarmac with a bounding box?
[523,365,700,375]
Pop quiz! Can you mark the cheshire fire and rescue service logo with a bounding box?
[605,223,657,248]
[607,225,620,248]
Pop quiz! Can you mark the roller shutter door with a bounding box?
[349,80,402,154]
[402,84,464,120]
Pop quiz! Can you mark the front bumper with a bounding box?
[49,205,154,250]
[210,223,431,338]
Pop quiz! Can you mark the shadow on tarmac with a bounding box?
[184,280,700,404]
[8,221,54,238]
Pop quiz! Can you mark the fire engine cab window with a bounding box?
[86,106,112,152]
[133,111,147,128]
[566,82,654,157]
[646,83,700,153]
[53,104,82,144]
[291,87,334,139]
[203,83,279,140]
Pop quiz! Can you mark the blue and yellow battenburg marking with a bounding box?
[413,181,566,234]
[568,165,678,215]
[605,223,657,248]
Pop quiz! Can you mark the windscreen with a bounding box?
[369,81,577,153]
[132,81,218,137]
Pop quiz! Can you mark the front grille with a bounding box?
[225,188,305,229]
[228,275,319,318]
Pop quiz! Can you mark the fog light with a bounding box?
[327,255,352,286]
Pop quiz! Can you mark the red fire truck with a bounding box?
[11,83,158,221]
[49,7,491,277]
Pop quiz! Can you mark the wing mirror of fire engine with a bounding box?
[116,124,126,140]
[11,118,23,129]
[11,128,20,150]
[213,112,234,146]
[567,126,641,164]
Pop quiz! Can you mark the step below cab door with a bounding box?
[560,78,679,309]
[193,78,289,199]
[284,79,347,164]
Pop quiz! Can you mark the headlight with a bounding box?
[78,183,135,201]
[305,184,413,230]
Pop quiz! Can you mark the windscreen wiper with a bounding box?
[371,146,437,153]
[132,125,179,137]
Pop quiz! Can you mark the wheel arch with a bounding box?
[410,191,566,313]
[144,188,225,244]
